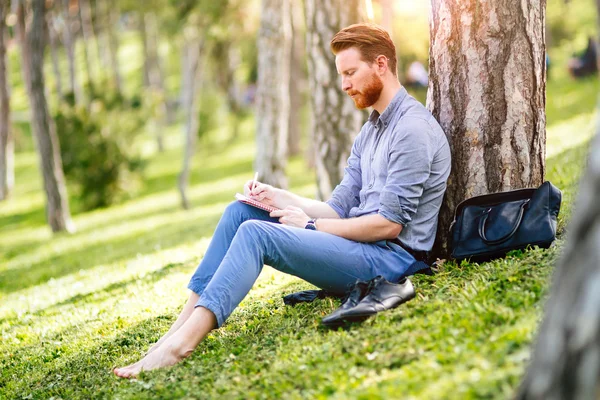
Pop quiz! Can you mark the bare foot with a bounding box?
[113,343,187,379]
[145,341,162,356]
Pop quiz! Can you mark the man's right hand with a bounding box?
[244,180,279,207]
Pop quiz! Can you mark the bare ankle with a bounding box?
[165,341,195,360]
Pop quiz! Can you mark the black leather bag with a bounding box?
[450,181,562,261]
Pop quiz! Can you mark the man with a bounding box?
[114,23,450,378]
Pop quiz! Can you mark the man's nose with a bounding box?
[342,78,351,92]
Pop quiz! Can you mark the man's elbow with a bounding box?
[386,222,403,239]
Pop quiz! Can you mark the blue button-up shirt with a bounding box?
[326,87,451,252]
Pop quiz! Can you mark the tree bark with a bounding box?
[16,0,32,95]
[427,0,546,255]
[597,0,600,71]
[304,0,366,200]
[516,3,600,398]
[255,0,292,189]
[0,0,14,200]
[287,0,306,157]
[178,38,205,210]
[516,124,600,400]
[143,12,167,152]
[139,12,150,88]
[61,0,83,105]
[105,0,122,94]
[379,0,401,79]
[79,0,96,95]
[26,0,74,232]
[46,13,63,100]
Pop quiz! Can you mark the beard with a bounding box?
[347,72,384,109]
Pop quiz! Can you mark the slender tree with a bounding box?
[288,0,306,157]
[427,0,546,254]
[26,0,74,232]
[178,36,205,209]
[79,0,96,95]
[517,2,600,398]
[46,10,63,100]
[140,11,168,151]
[304,0,365,199]
[61,0,83,104]
[0,0,13,200]
[105,0,122,94]
[255,0,292,189]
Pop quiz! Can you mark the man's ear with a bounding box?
[376,55,388,75]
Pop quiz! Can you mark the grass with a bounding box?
[0,80,596,399]
[1,6,599,399]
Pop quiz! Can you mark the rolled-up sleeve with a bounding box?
[379,120,434,226]
[326,135,363,218]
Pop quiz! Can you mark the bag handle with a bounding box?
[478,200,529,245]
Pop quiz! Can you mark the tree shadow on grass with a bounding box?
[137,156,253,199]
[0,210,220,296]
[0,207,47,235]
[0,315,176,399]
[0,259,193,327]
[4,289,340,399]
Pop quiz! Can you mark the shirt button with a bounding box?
[359,203,365,209]
[368,183,373,189]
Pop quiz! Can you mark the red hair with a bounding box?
[330,23,397,76]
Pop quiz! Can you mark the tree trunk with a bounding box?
[255,0,292,189]
[379,0,401,80]
[46,14,63,100]
[178,38,205,210]
[16,0,32,95]
[139,12,150,88]
[79,0,96,95]
[427,0,546,256]
[517,4,600,398]
[288,0,306,157]
[144,12,167,152]
[105,0,122,94]
[516,127,600,400]
[597,0,600,71]
[27,0,74,233]
[304,0,366,200]
[225,45,243,141]
[61,0,83,105]
[0,0,13,200]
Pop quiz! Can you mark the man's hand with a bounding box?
[270,206,311,228]
[244,180,279,207]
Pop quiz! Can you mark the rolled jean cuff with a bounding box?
[187,281,205,296]
[195,298,225,328]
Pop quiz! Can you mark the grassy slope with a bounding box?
[0,79,596,399]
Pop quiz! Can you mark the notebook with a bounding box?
[235,193,280,213]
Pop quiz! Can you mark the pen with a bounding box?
[251,172,259,195]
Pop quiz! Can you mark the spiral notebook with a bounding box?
[235,193,280,213]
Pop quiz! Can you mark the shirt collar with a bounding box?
[367,87,408,127]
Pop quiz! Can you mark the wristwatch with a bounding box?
[305,219,317,231]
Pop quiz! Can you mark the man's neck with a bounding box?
[372,79,402,114]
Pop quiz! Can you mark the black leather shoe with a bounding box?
[342,276,415,322]
[321,280,370,327]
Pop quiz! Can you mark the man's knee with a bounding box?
[223,200,245,217]
[238,219,268,235]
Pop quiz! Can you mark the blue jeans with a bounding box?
[188,201,415,327]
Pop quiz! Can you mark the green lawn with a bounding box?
[1,48,599,400]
